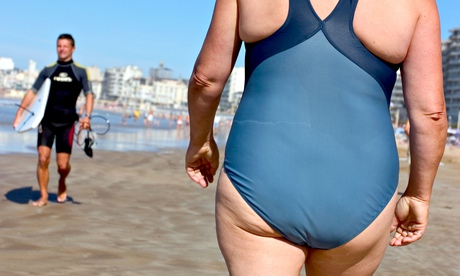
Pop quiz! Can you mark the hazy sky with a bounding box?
[1,0,459,78]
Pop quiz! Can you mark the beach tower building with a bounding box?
[86,66,104,100]
[24,60,38,90]
[100,65,143,103]
[219,66,245,112]
[150,62,173,80]
[146,62,188,109]
[390,70,406,127]
[442,28,460,128]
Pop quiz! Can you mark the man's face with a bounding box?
[56,38,75,62]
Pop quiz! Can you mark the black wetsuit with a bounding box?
[32,60,92,153]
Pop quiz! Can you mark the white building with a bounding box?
[136,81,155,110]
[86,66,103,100]
[0,58,15,91]
[390,70,406,127]
[100,64,188,110]
[0,57,14,71]
[24,60,38,89]
[0,59,38,94]
[151,78,188,108]
[220,66,245,111]
[100,65,143,101]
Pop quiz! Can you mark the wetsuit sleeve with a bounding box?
[81,68,93,96]
[31,68,48,94]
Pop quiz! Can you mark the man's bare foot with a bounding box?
[57,167,68,203]
[57,185,67,203]
[57,193,67,203]
[32,198,48,207]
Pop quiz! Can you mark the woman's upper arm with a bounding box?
[193,0,242,86]
[401,0,445,117]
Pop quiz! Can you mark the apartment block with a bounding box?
[220,66,245,112]
[443,28,460,127]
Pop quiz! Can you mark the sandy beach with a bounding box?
[0,143,459,275]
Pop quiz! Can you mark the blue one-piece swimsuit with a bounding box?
[223,0,401,250]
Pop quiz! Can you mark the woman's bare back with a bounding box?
[238,0,427,64]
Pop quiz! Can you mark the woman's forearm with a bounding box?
[405,112,447,201]
[187,70,224,146]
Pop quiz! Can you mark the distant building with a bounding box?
[442,28,460,127]
[151,78,188,108]
[390,70,406,126]
[100,65,143,101]
[86,66,103,100]
[99,64,188,110]
[0,59,38,95]
[220,66,245,112]
[147,62,188,108]
[0,57,14,71]
[28,60,36,73]
[0,58,191,109]
[136,79,155,110]
[24,60,38,90]
[150,62,173,80]
[0,58,14,90]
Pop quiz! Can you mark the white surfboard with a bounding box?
[15,78,51,133]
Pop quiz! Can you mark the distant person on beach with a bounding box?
[133,109,140,123]
[185,0,447,275]
[147,108,154,127]
[13,33,94,207]
[176,113,184,131]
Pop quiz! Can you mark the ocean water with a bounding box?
[0,98,231,155]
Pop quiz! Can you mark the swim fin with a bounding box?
[84,137,94,158]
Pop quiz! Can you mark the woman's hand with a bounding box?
[186,139,219,188]
[389,195,429,246]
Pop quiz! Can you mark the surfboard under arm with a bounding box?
[15,78,51,133]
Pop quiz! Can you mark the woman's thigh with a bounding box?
[216,169,307,275]
[304,191,398,276]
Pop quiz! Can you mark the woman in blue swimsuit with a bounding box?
[186,0,447,274]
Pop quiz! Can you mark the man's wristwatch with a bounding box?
[85,114,92,119]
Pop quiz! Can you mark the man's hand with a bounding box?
[80,115,91,130]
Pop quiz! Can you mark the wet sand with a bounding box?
[0,144,459,275]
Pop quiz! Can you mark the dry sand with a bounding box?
[0,144,459,275]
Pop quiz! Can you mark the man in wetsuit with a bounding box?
[13,34,94,207]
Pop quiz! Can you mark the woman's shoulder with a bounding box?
[354,0,439,64]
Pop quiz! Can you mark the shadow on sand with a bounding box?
[4,186,80,204]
